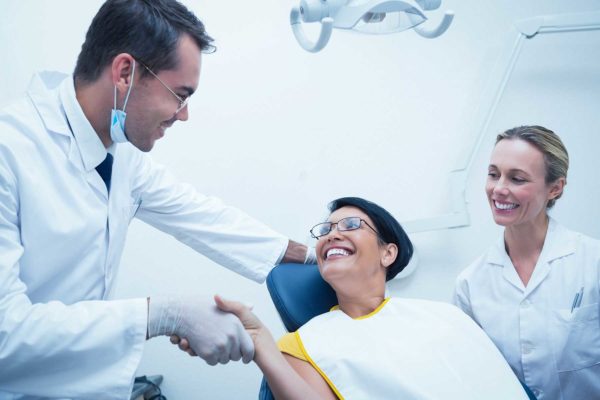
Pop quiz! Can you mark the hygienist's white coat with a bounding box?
[0,72,288,399]
[454,218,600,400]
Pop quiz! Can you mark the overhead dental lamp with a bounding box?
[290,0,454,52]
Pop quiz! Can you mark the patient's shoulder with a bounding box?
[277,332,307,361]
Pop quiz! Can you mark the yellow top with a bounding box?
[277,332,306,360]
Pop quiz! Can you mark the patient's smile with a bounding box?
[325,247,353,260]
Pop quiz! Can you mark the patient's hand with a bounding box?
[170,335,197,357]
[214,295,273,355]
[216,296,335,399]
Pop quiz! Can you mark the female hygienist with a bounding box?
[454,125,600,400]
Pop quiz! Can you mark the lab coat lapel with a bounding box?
[488,237,526,292]
[57,73,110,200]
[525,218,576,295]
[488,219,577,295]
[86,162,110,200]
[27,72,104,195]
[522,246,551,296]
[27,72,73,138]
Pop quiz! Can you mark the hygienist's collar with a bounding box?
[59,74,109,172]
[487,217,576,267]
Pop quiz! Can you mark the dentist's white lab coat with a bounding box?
[454,218,600,400]
[0,72,288,399]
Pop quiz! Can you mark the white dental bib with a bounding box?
[297,298,528,399]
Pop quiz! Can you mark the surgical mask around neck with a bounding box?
[110,60,136,143]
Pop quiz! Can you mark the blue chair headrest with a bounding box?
[266,263,338,332]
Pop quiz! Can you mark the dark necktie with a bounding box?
[95,153,113,191]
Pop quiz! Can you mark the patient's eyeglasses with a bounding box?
[136,59,190,114]
[310,217,379,239]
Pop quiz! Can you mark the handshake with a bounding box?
[147,295,263,366]
[147,248,316,365]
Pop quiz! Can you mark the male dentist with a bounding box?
[0,0,313,398]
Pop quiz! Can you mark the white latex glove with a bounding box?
[147,296,254,365]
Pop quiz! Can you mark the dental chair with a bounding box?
[258,263,336,400]
[258,263,537,400]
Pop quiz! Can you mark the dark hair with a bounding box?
[74,0,215,83]
[496,125,569,208]
[328,197,413,281]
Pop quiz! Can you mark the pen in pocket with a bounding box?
[570,287,584,313]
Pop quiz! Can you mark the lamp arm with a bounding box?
[413,10,454,38]
[290,7,334,53]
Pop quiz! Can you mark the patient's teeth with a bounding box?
[327,248,350,258]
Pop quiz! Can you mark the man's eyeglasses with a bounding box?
[136,59,190,114]
[310,217,379,239]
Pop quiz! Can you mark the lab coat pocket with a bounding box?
[555,303,600,372]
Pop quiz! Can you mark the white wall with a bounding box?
[1,1,599,398]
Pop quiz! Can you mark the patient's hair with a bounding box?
[74,0,215,83]
[328,197,413,281]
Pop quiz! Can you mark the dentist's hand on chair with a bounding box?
[147,296,255,365]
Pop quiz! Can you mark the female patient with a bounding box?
[216,197,528,399]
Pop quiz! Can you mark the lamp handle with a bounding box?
[290,7,334,53]
[414,10,454,38]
